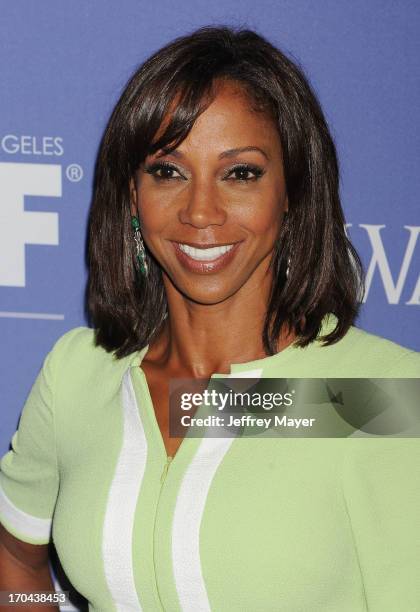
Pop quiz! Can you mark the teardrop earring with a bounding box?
[131,215,149,277]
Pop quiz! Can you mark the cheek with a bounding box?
[136,185,171,231]
[137,181,285,237]
[232,189,284,236]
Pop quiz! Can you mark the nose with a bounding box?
[178,179,227,228]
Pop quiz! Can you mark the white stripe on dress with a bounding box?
[102,368,148,611]
[0,481,52,542]
[172,368,263,611]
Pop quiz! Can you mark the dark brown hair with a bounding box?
[86,25,364,358]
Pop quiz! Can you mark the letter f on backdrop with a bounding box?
[0,162,61,286]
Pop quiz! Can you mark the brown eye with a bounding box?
[144,162,184,181]
[223,164,265,182]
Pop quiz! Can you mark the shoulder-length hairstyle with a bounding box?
[86,25,364,359]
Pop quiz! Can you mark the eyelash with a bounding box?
[143,161,265,182]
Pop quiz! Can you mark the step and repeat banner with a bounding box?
[1,0,419,454]
[1,2,419,608]
[1,0,419,492]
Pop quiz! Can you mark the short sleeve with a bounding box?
[0,347,58,544]
[341,439,420,610]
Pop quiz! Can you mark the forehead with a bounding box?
[195,81,276,132]
[153,79,281,157]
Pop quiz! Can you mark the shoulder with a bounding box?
[341,324,419,377]
[309,314,420,377]
[47,326,99,367]
[45,326,137,382]
[50,325,95,353]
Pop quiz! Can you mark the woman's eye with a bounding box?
[143,162,264,182]
[224,164,265,182]
[144,162,184,181]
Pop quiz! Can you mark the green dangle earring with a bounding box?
[131,215,149,277]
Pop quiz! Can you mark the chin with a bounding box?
[176,280,242,306]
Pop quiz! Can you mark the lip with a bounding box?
[171,240,242,273]
[172,240,240,249]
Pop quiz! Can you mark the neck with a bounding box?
[146,264,295,378]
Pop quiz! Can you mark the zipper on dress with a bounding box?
[160,455,173,484]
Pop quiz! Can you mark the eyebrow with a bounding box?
[156,146,269,160]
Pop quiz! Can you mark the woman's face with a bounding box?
[131,80,288,305]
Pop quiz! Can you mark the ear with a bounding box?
[129,177,137,217]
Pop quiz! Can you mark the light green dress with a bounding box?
[0,313,419,611]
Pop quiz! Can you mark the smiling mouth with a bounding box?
[176,242,235,261]
[171,240,242,272]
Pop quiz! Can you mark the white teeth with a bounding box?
[178,243,235,261]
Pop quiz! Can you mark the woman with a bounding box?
[0,26,419,612]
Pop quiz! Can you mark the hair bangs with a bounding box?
[127,73,217,175]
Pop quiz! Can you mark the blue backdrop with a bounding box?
[1,1,419,472]
[1,2,419,607]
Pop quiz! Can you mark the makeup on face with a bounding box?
[132,81,288,304]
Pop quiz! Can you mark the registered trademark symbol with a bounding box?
[66,163,83,182]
